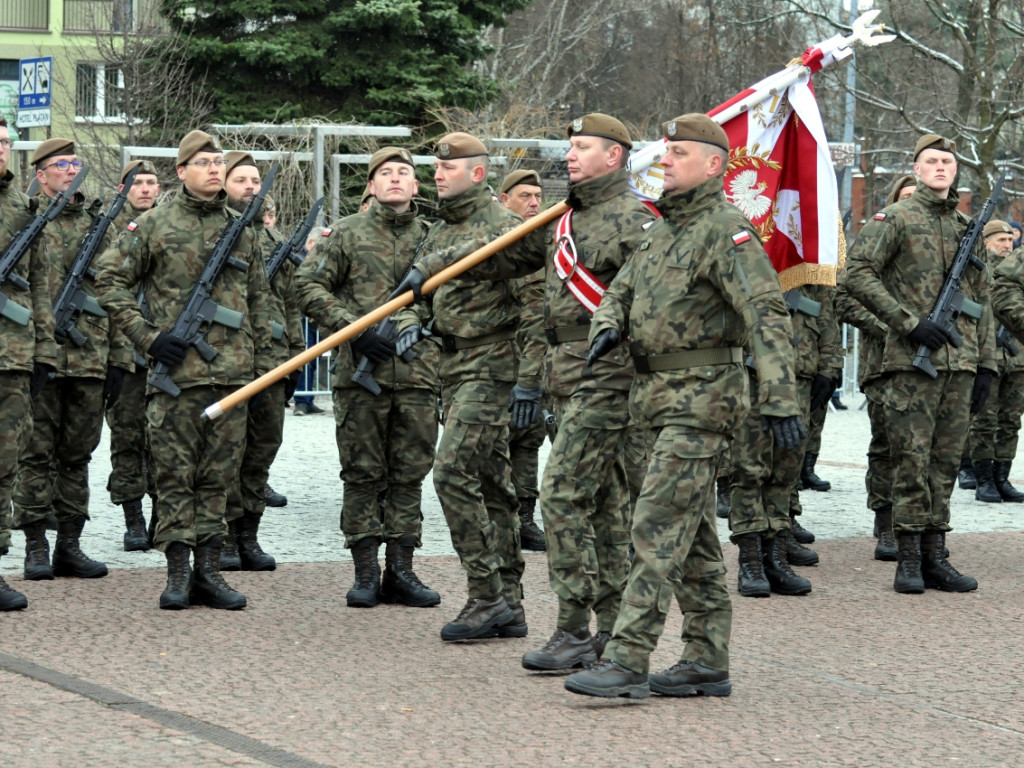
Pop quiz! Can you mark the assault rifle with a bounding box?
[913,169,1006,378]
[783,289,821,317]
[148,164,279,396]
[53,166,139,346]
[0,168,89,327]
[266,197,323,342]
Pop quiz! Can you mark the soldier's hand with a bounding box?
[29,362,55,399]
[392,267,426,302]
[352,328,396,364]
[284,370,301,401]
[508,384,543,430]
[970,368,996,413]
[908,318,949,351]
[395,324,431,358]
[809,373,834,411]
[586,328,621,368]
[148,331,189,367]
[103,366,126,410]
[763,414,806,452]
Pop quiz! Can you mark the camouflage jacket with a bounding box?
[789,283,843,381]
[984,247,1024,373]
[295,200,437,391]
[513,268,545,389]
[845,185,996,375]
[94,186,273,394]
[37,190,134,379]
[0,170,57,372]
[989,246,1024,372]
[590,175,800,434]
[835,266,888,388]
[256,219,306,366]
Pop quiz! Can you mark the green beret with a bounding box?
[662,114,729,152]
[983,219,1013,238]
[360,183,374,207]
[120,159,158,184]
[434,132,488,160]
[176,130,221,166]
[31,138,75,166]
[885,174,917,206]
[566,113,632,150]
[913,133,956,161]
[368,146,414,180]
[500,169,542,195]
[223,150,257,176]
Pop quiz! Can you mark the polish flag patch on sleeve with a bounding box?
[874,212,887,221]
[126,221,138,231]
[731,231,751,245]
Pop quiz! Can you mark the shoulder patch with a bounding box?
[641,220,655,231]
[732,231,751,245]
[321,227,333,237]
[874,212,887,221]
[127,221,138,231]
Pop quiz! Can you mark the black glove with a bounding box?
[809,373,834,412]
[393,267,426,302]
[352,328,396,364]
[763,414,807,452]
[586,328,621,369]
[148,331,189,367]
[30,362,55,399]
[284,370,300,401]
[103,366,126,409]
[395,324,432,358]
[970,368,996,414]
[907,318,949,351]
[508,384,542,430]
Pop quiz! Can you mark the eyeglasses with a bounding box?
[43,159,83,171]
[186,158,226,168]
[0,139,12,149]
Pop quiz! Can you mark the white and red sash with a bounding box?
[553,210,606,314]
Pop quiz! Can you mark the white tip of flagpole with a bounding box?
[203,403,223,421]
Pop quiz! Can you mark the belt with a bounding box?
[544,324,590,344]
[629,345,743,373]
[441,328,516,352]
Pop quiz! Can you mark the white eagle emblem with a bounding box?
[438,143,450,158]
[666,121,677,137]
[572,118,584,132]
[729,170,771,219]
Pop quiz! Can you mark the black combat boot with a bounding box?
[957,458,977,489]
[734,533,770,597]
[564,660,650,699]
[219,518,242,571]
[974,459,1002,503]
[921,533,978,592]
[517,497,547,552]
[440,595,513,641]
[522,627,597,671]
[789,514,815,544]
[238,513,276,571]
[873,506,898,561]
[782,527,819,566]
[0,553,28,611]
[263,484,287,508]
[52,517,108,578]
[346,538,381,608]
[147,498,158,548]
[893,532,925,594]
[122,499,150,552]
[22,519,54,581]
[762,532,811,595]
[379,536,439,607]
[800,453,831,492]
[491,601,528,638]
[159,542,192,610]
[592,630,611,658]
[715,475,731,519]
[649,661,732,697]
[190,537,247,609]
[993,461,1024,503]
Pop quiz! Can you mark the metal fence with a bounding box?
[293,317,337,398]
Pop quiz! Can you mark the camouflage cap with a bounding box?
[983,219,1013,238]
[223,150,257,176]
[368,146,414,180]
[886,174,917,206]
[120,159,158,184]
[662,114,729,152]
[176,130,221,165]
[500,169,542,195]
[31,138,75,166]
[566,113,632,150]
[913,133,956,160]
[434,132,488,160]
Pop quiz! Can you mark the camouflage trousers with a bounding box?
[105,367,152,504]
[541,389,631,632]
[787,377,816,519]
[226,379,286,523]
[147,387,247,551]
[883,370,972,534]
[334,386,438,548]
[435,378,523,602]
[13,376,105,526]
[509,411,546,500]
[804,386,829,454]
[604,425,732,675]
[969,369,1024,462]
[624,420,652,510]
[863,378,892,512]
[0,372,32,552]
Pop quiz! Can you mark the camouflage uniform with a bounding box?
[990,247,1024,457]
[590,174,799,675]
[508,268,547,503]
[94,186,272,550]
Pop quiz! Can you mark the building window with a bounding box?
[75,63,124,121]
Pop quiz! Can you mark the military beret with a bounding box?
[886,174,917,206]
[1010,221,1022,231]
[368,146,414,180]
[500,169,542,195]
[434,132,488,160]
[360,184,375,207]
[662,114,729,152]
[31,138,75,166]
[120,159,158,184]
[176,130,221,166]
[566,113,632,150]
[983,219,1013,238]
[223,150,257,176]
[913,133,956,160]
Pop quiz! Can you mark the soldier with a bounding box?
[15,138,134,582]
[563,114,802,699]
[295,146,441,609]
[105,159,160,552]
[845,134,993,594]
[94,129,273,610]
[218,152,303,572]
[0,114,57,610]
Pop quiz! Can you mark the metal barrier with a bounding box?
[293,317,337,398]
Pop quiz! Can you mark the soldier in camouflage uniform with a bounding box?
[0,114,57,610]
[846,134,993,594]
[296,146,441,610]
[105,159,160,552]
[14,138,135,582]
[564,114,803,699]
[95,130,273,610]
